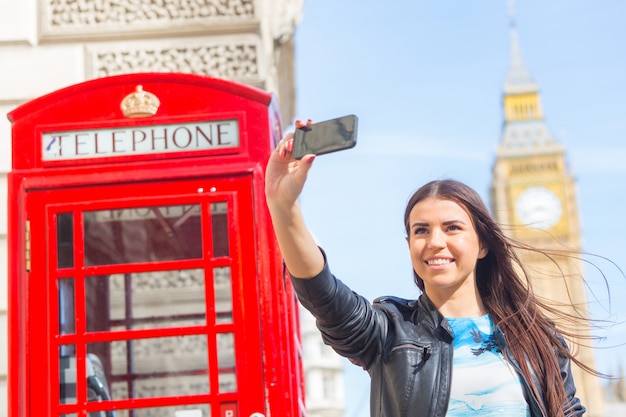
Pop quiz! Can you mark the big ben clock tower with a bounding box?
[490,20,605,416]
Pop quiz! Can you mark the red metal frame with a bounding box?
[27,177,262,415]
[7,73,303,417]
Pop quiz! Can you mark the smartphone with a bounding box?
[292,114,358,159]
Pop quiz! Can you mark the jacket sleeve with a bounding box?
[290,251,386,370]
[558,336,586,416]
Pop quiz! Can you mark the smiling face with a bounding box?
[407,197,488,303]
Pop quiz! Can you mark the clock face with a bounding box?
[514,186,563,230]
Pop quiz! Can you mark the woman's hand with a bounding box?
[265,120,316,211]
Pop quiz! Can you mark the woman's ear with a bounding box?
[478,245,488,260]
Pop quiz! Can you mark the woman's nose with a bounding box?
[427,229,446,249]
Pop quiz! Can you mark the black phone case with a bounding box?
[293,114,358,159]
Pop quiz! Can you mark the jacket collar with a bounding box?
[417,293,454,339]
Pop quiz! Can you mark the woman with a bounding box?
[265,127,587,417]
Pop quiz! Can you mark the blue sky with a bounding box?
[292,1,626,415]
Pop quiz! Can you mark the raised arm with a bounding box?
[265,129,325,279]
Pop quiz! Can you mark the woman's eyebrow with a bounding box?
[412,219,467,227]
[442,219,467,226]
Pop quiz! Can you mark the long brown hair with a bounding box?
[403,179,597,417]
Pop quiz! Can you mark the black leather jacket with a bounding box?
[291,259,585,417]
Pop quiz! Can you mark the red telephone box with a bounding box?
[7,73,305,417]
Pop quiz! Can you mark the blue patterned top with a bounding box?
[445,315,530,416]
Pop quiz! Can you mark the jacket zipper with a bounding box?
[390,343,431,364]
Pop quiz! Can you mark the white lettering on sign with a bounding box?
[42,119,239,161]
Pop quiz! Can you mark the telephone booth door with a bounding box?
[25,176,262,417]
[7,73,305,417]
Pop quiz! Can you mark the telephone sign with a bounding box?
[7,73,305,417]
[41,118,240,161]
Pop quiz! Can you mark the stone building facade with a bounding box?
[0,1,344,417]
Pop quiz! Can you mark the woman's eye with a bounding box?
[413,227,427,235]
[447,224,461,232]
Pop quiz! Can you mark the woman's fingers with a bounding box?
[294,119,313,131]
[282,136,293,156]
[275,132,294,160]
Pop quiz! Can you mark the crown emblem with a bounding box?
[120,85,160,118]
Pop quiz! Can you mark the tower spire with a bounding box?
[498,0,557,154]
[505,0,537,93]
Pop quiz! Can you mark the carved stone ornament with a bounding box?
[120,85,160,118]
[45,0,255,29]
[92,41,260,81]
